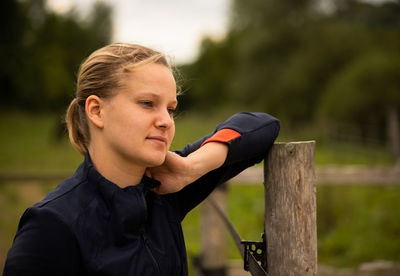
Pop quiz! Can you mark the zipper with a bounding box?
[140,190,161,275]
[141,233,161,275]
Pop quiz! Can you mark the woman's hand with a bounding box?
[146,142,229,194]
[146,151,192,194]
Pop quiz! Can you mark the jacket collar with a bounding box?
[84,152,160,209]
[83,152,161,240]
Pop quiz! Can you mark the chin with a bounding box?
[146,155,166,167]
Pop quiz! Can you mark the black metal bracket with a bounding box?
[241,232,266,272]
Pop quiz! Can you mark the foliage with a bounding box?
[180,0,400,147]
[318,51,400,134]
[178,37,236,112]
[0,0,113,112]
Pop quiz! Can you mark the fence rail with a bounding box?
[1,166,399,185]
[231,166,400,185]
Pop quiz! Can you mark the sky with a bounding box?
[47,0,231,64]
[46,0,391,64]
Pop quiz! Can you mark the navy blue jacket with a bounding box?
[4,112,280,276]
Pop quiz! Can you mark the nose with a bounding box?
[155,108,174,129]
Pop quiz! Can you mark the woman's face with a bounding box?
[100,63,177,168]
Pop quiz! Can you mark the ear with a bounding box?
[85,95,104,129]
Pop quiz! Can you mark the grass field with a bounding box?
[2,181,400,272]
[0,111,399,273]
[0,110,395,174]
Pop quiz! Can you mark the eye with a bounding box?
[139,100,153,108]
[167,107,176,116]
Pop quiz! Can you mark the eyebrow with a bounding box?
[136,92,178,105]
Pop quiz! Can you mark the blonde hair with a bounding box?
[66,43,171,155]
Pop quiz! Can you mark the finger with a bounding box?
[151,186,161,194]
[145,168,152,177]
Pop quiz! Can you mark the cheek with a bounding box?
[166,125,175,148]
[170,124,175,139]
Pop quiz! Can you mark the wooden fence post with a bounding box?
[199,183,228,276]
[264,141,317,276]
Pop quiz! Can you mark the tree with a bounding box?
[318,51,400,160]
[0,0,113,113]
[179,36,236,112]
[0,0,28,106]
[180,0,400,151]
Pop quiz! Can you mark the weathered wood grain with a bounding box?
[200,184,228,274]
[264,141,317,276]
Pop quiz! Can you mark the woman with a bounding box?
[4,43,280,275]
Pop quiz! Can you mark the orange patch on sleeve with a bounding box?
[201,129,241,147]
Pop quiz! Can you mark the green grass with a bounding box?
[0,111,222,175]
[0,111,82,174]
[317,184,400,267]
[1,111,399,272]
[3,182,400,272]
[0,181,57,270]
[182,184,266,262]
[314,142,395,166]
[0,111,394,175]
[0,181,264,272]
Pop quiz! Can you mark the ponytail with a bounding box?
[66,98,89,155]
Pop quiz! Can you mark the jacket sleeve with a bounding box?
[166,112,280,221]
[3,207,81,276]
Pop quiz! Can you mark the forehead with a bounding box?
[123,63,176,91]
[117,64,177,104]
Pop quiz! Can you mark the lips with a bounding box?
[146,136,167,144]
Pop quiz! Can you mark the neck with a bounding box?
[88,145,146,189]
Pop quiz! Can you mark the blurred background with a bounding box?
[1,0,399,275]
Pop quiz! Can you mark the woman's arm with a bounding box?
[147,142,228,194]
[153,112,280,220]
[3,208,81,276]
